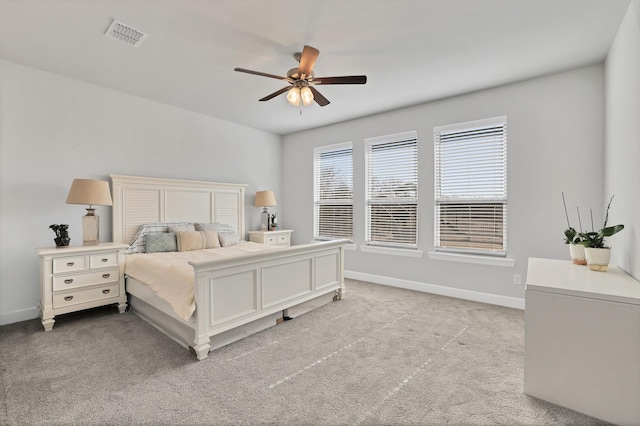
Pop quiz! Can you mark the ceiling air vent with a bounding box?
[105,19,148,47]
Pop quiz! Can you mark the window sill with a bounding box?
[427,251,515,267]
[360,245,423,258]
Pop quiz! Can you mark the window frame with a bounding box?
[313,142,354,241]
[433,116,507,257]
[365,130,419,249]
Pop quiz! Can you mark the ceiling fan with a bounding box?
[234,45,367,107]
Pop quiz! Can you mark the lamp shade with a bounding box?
[254,190,277,208]
[66,179,113,206]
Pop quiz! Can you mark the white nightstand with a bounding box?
[248,229,293,247]
[36,242,128,331]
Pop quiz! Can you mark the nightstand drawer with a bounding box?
[90,252,118,269]
[53,256,87,273]
[52,268,119,291]
[53,283,119,309]
[248,230,293,247]
[264,235,278,244]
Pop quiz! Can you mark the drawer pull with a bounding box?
[102,273,111,279]
[64,279,73,284]
[102,289,111,294]
[64,296,73,301]
[66,262,74,267]
[101,258,108,262]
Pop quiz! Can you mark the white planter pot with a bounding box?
[569,244,586,265]
[584,247,611,272]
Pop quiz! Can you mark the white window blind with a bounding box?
[365,131,418,248]
[434,116,507,255]
[314,143,353,240]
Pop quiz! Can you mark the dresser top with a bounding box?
[526,257,640,305]
[36,242,129,256]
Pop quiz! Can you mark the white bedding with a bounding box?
[125,242,283,321]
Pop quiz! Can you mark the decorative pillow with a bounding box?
[168,224,195,233]
[176,230,221,252]
[126,222,190,254]
[194,222,220,232]
[145,232,177,253]
[218,231,240,247]
[218,223,234,233]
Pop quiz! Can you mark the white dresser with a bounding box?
[37,243,128,331]
[248,229,293,247]
[524,258,640,425]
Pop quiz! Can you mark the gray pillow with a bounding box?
[218,231,240,247]
[145,232,177,253]
[195,222,220,232]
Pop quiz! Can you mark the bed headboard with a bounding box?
[110,174,247,245]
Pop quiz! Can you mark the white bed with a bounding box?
[110,174,346,360]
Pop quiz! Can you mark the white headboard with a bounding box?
[110,174,247,245]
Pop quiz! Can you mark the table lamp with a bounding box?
[254,190,277,231]
[66,178,113,245]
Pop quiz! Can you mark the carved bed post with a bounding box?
[191,269,211,360]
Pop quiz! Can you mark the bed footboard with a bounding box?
[189,240,347,360]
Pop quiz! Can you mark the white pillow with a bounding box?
[168,224,195,233]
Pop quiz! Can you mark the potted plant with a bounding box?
[579,196,624,272]
[49,224,70,247]
[562,193,586,265]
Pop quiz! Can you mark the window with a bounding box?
[314,143,353,240]
[365,131,418,248]
[434,116,507,255]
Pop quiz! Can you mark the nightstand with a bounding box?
[248,229,293,247]
[36,242,128,331]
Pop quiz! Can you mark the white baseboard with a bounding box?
[345,270,525,310]
[0,306,39,326]
[0,275,525,327]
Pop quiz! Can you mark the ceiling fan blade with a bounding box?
[234,68,292,82]
[312,75,367,85]
[258,86,292,102]
[298,45,320,78]
[309,86,330,107]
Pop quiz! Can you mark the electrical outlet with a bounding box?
[513,273,522,285]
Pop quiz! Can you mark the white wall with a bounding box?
[0,59,282,325]
[283,65,606,304]
[605,0,640,280]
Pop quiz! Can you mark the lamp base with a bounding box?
[261,208,269,231]
[82,209,100,245]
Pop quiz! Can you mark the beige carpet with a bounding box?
[0,280,609,425]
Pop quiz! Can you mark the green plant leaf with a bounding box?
[601,224,624,237]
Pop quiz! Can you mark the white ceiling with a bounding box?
[0,0,631,135]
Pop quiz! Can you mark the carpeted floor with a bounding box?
[0,279,609,425]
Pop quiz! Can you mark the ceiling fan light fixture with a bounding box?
[234,45,367,108]
[287,87,301,106]
[300,86,314,106]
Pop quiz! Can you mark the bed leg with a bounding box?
[191,339,211,361]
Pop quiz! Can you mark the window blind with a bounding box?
[314,144,353,240]
[365,131,418,248]
[434,116,507,255]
